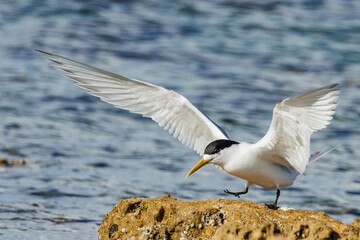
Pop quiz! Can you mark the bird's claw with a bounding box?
[265,203,278,210]
[223,189,240,198]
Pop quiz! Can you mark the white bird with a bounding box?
[37,50,340,209]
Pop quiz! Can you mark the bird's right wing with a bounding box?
[37,50,228,155]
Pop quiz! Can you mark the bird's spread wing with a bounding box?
[37,50,228,155]
[255,84,340,174]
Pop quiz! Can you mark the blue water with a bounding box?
[1,0,360,239]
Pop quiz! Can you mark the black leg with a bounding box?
[266,189,280,210]
[223,186,248,198]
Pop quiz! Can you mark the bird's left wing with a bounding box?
[37,50,228,155]
[254,84,340,174]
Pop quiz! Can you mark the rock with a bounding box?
[0,158,26,166]
[353,218,360,228]
[0,158,7,166]
[98,194,360,240]
[8,158,26,166]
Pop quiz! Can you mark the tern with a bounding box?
[38,50,339,209]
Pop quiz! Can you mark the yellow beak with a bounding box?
[186,158,212,179]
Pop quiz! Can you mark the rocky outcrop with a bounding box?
[98,194,360,240]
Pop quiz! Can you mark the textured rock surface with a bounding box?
[98,194,360,240]
[353,218,360,229]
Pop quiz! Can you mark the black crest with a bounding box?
[204,139,239,155]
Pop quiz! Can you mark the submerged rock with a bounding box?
[98,194,360,240]
[0,158,26,166]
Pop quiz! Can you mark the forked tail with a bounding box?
[309,145,340,164]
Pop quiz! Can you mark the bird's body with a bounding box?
[200,139,299,192]
[218,143,298,189]
[38,50,340,209]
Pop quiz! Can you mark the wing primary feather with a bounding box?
[293,83,338,99]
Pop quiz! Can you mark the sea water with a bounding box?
[0,1,360,239]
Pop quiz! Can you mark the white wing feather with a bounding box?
[37,50,228,155]
[255,84,340,174]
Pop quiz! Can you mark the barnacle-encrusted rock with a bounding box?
[98,194,359,240]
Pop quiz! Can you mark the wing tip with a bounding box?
[314,83,339,92]
[293,83,340,100]
[328,83,339,89]
[326,83,341,94]
[35,49,44,53]
[35,49,52,56]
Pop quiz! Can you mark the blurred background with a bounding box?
[1,0,360,239]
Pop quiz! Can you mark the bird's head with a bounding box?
[186,139,239,178]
